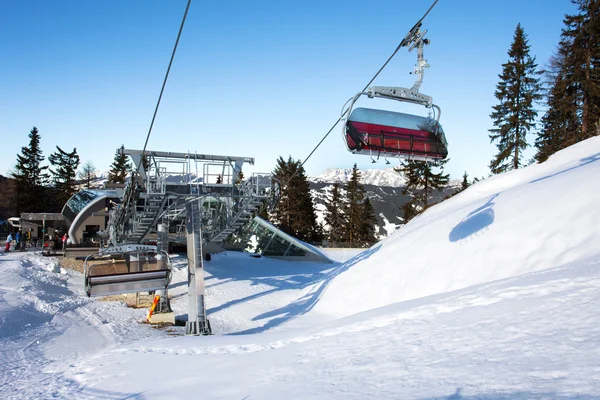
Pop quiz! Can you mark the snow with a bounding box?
[1,137,600,399]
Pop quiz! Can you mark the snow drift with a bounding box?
[311,137,600,319]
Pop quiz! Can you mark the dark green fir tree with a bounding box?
[12,127,50,213]
[108,145,131,184]
[396,159,450,222]
[323,182,346,245]
[358,197,378,247]
[461,171,470,191]
[270,156,318,242]
[343,164,366,246]
[535,1,600,161]
[49,146,80,207]
[489,23,542,174]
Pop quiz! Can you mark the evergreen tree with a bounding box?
[489,24,542,174]
[108,145,131,184]
[270,156,318,242]
[401,199,420,223]
[78,160,98,189]
[343,164,367,246]
[561,0,600,141]
[461,171,470,191]
[396,159,450,209]
[358,197,378,247]
[256,200,270,221]
[323,182,346,245]
[49,146,80,207]
[12,127,50,213]
[535,53,578,162]
[536,1,600,160]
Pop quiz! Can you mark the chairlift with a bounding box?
[84,244,171,297]
[342,26,448,163]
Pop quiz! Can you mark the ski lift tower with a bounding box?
[91,148,280,335]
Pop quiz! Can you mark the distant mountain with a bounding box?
[312,167,407,187]
[309,168,461,239]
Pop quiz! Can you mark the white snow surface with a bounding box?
[0,137,599,399]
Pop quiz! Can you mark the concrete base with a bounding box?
[148,312,175,325]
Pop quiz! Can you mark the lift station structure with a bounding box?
[84,148,280,335]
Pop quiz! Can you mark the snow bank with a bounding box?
[311,137,600,319]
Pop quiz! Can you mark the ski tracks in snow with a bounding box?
[0,253,162,399]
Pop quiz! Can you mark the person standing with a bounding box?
[25,229,32,248]
[5,232,13,252]
[15,230,21,251]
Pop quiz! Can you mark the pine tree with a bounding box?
[358,197,378,247]
[535,53,578,162]
[12,127,50,213]
[271,156,318,242]
[343,164,366,246]
[108,145,131,184]
[323,182,346,245]
[536,1,600,160]
[489,24,542,174]
[49,146,80,207]
[401,199,420,223]
[78,160,98,189]
[461,171,470,190]
[396,159,450,209]
[561,0,600,141]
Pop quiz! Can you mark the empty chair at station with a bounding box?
[84,245,171,297]
[345,107,448,161]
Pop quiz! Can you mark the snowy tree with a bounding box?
[489,24,542,174]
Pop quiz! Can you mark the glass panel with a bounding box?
[287,243,307,257]
[255,224,274,254]
[63,190,100,223]
[263,233,290,256]
[243,223,273,254]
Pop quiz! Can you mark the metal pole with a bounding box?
[155,223,172,314]
[185,200,211,335]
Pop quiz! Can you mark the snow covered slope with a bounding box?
[1,137,600,399]
[310,137,600,319]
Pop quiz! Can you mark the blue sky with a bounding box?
[0,0,576,180]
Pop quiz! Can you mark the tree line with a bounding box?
[488,1,599,170]
[263,157,378,248]
[8,127,130,215]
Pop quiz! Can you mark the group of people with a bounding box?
[4,229,32,252]
[3,229,70,253]
[46,232,69,251]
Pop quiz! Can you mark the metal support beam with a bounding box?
[185,200,211,335]
[155,223,173,315]
[124,148,255,166]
